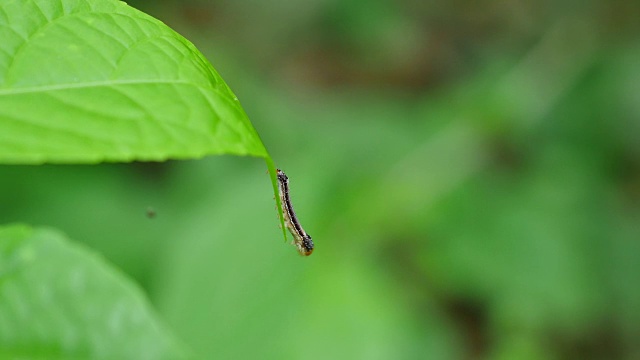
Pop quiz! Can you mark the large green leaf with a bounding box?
[0,0,267,163]
[0,224,189,359]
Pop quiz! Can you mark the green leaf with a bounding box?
[0,0,287,240]
[264,157,288,242]
[0,0,267,164]
[0,224,190,359]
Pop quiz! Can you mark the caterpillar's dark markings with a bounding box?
[276,169,314,256]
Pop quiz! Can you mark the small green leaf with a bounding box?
[0,0,267,163]
[0,224,190,359]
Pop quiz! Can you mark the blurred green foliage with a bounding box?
[0,225,188,359]
[1,0,639,359]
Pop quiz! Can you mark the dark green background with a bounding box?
[1,0,639,358]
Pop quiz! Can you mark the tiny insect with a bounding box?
[146,206,157,219]
[276,169,314,256]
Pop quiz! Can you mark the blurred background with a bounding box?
[1,0,639,358]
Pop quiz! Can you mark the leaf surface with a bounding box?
[0,0,266,163]
[0,224,189,359]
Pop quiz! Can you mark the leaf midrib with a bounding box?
[0,79,218,95]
